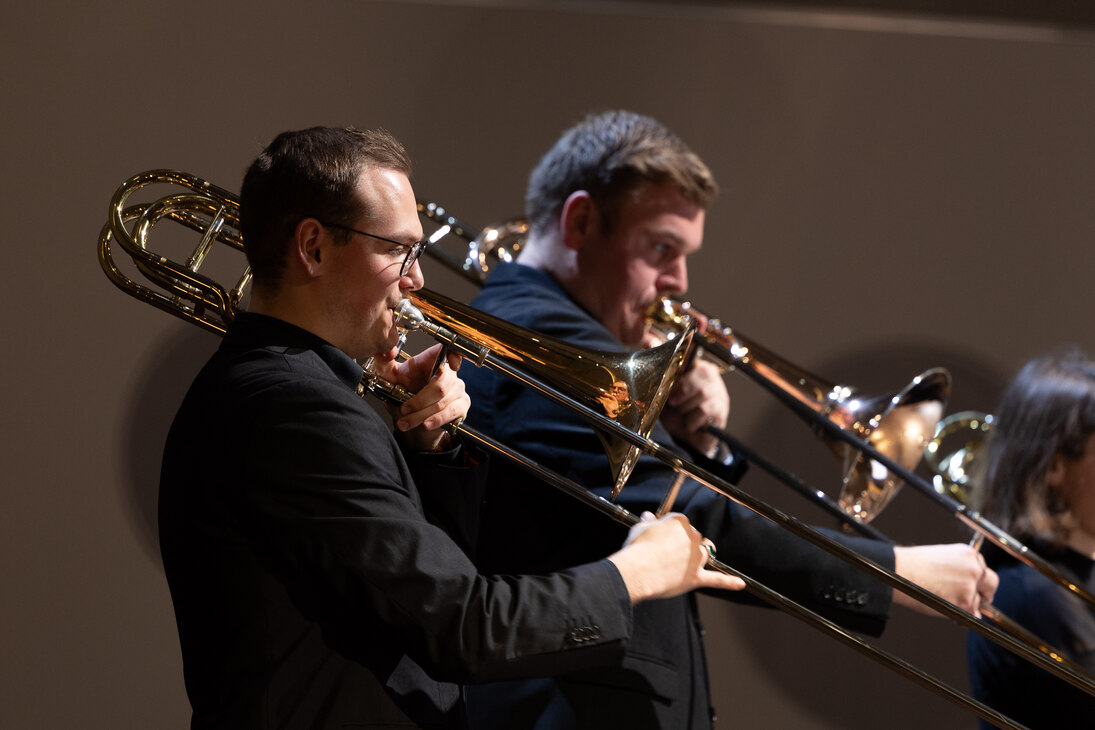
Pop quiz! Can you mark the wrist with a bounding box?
[607,544,652,605]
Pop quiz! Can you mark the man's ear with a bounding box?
[293,218,326,277]
[560,190,598,251]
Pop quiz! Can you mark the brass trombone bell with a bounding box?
[923,411,995,505]
[835,371,949,522]
[466,216,527,280]
[417,201,527,284]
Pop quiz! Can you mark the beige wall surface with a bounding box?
[4,1,1094,727]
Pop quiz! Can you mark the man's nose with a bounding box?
[659,259,688,294]
[402,257,425,290]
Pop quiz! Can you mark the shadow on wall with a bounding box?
[121,324,220,566]
[726,341,1008,727]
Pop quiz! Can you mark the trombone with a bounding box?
[643,296,1095,614]
[418,203,1095,615]
[415,202,1095,710]
[98,170,1085,730]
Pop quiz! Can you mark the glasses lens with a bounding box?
[400,241,425,277]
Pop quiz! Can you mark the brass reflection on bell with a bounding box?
[834,370,951,523]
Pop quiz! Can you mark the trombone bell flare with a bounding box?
[837,367,951,522]
[923,410,995,505]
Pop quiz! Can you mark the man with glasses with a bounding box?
[158,125,743,729]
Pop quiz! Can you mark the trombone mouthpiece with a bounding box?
[394,299,426,330]
[399,296,463,341]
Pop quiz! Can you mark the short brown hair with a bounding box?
[525,111,717,236]
[239,126,412,288]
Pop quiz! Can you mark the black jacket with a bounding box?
[159,312,635,729]
[967,545,1095,729]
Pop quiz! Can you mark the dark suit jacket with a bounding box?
[460,263,897,729]
[159,313,636,729]
[967,545,1095,729]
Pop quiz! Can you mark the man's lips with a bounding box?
[372,306,404,362]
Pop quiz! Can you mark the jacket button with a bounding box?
[568,625,601,643]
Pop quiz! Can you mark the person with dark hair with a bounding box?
[967,347,1095,728]
[158,125,744,729]
[459,110,999,729]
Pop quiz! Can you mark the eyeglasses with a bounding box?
[320,221,428,277]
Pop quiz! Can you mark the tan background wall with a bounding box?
[5,1,1094,727]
